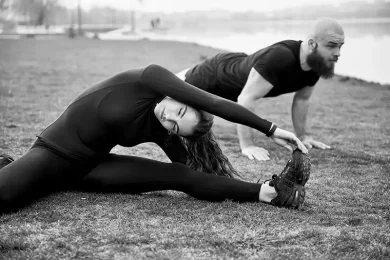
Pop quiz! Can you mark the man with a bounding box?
[177,18,344,161]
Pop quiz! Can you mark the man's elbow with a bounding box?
[294,93,312,102]
[294,87,314,101]
[237,95,257,110]
[237,94,248,105]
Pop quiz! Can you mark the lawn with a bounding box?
[0,38,389,260]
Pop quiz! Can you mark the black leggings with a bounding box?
[0,141,261,212]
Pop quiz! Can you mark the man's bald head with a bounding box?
[304,18,344,79]
[310,18,344,43]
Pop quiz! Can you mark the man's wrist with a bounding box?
[298,133,311,140]
[237,125,256,149]
[240,143,256,150]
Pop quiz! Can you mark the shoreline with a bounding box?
[0,35,388,88]
[333,74,390,88]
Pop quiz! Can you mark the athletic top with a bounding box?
[39,64,274,161]
[185,40,319,101]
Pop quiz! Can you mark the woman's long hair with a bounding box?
[182,110,242,179]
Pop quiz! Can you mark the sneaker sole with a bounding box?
[292,149,311,186]
[290,185,305,210]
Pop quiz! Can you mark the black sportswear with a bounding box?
[0,64,274,212]
[185,40,319,101]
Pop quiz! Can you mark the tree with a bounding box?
[130,0,142,33]
[11,0,59,26]
[77,0,82,35]
[0,0,9,10]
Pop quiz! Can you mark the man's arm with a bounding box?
[237,67,274,161]
[292,86,331,149]
[292,86,314,138]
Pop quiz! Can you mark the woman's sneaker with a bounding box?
[268,174,306,210]
[267,149,310,209]
[291,148,311,186]
[0,154,14,169]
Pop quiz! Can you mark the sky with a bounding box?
[65,0,382,12]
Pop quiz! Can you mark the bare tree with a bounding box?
[77,0,82,35]
[0,0,9,10]
[130,0,142,32]
[11,0,59,26]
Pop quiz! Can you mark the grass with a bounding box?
[0,38,389,260]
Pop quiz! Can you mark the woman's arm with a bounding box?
[142,64,308,154]
[141,64,273,135]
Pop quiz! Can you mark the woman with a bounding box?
[0,64,309,213]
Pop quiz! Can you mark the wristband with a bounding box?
[266,123,277,137]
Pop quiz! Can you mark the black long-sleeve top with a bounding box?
[39,64,273,161]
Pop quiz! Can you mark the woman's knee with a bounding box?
[79,173,109,190]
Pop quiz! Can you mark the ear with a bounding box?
[308,39,317,51]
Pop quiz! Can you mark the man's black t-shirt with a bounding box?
[185,40,319,101]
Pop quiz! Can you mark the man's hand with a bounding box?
[241,146,270,161]
[300,135,331,150]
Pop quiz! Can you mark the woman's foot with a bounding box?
[291,148,311,186]
[265,149,310,209]
[0,154,14,169]
[268,174,306,210]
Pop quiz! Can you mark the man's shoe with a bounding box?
[267,149,310,209]
[0,154,14,169]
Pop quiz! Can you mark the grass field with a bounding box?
[0,38,389,260]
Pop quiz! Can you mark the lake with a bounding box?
[149,18,390,85]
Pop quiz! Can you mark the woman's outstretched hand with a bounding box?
[270,128,308,154]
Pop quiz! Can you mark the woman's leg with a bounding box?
[0,147,84,212]
[80,154,261,202]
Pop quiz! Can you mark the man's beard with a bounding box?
[306,48,335,79]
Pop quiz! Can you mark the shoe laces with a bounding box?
[267,174,279,187]
[257,174,279,187]
[256,158,295,187]
[280,159,293,174]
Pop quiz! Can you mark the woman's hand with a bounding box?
[270,128,308,154]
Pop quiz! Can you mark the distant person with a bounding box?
[68,26,75,38]
[150,18,161,29]
[0,64,310,213]
[150,19,155,29]
[176,18,344,161]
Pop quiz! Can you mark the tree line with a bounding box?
[1,0,389,28]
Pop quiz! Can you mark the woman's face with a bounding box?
[154,97,199,137]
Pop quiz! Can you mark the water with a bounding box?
[134,18,390,85]
[4,18,389,84]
